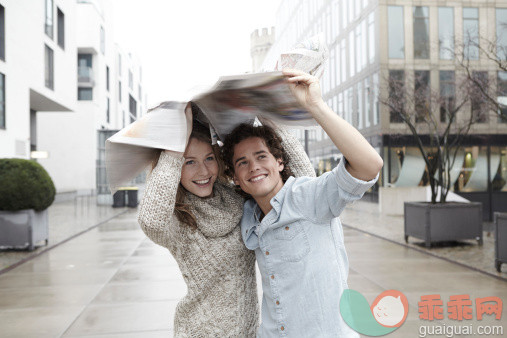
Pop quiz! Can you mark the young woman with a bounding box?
[137,102,314,337]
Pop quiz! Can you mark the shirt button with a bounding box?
[276,300,280,305]
[285,226,290,230]
[271,275,274,279]
[266,251,269,255]
[281,326,285,331]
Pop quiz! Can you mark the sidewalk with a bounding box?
[340,200,505,280]
[0,200,505,337]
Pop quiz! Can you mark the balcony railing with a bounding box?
[78,66,94,86]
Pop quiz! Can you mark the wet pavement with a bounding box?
[0,200,505,337]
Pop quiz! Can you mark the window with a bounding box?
[341,40,346,83]
[100,26,105,54]
[349,31,355,77]
[496,9,507,60]
[106,98,110,123]
[463,8,479,60]
[438,7,454,59]
[365,77,371,128]
[414,71,430,123]
[45,0,53,38]
[413,7,429,59]
[498,71,507,123]
[0,5,5,61]
[106,66,110,91]
[118,53,122,76]
[129,94,137,123]
[373,73,379,125]
[129,70,133,90]
[368,12,375,64]
[78,88,93,100]
[0,73,4,129]
[57,8,64,49]
[388,6,404,59]
[118,81,122,102]
[470,72,488,123]
[78,54,92,83]
[389,70,405,123]
[355,26,362,73]
[342,0,348,29]
[357,82,363,129]
[138,84,142,101]
[439,71,455,122]
[45,45,54,90]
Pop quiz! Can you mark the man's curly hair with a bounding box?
[222,122,294,183]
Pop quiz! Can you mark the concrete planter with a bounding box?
[0,209,49,251]
[404,202,482,248]
[494,213,507,272]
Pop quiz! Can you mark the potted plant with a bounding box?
[382,59,491,247]
[0,159,56,251]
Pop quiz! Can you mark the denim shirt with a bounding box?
[241,159,378,338]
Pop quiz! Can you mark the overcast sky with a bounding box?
[110,0,281,107]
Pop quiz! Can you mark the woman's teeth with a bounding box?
[194,178,210,185]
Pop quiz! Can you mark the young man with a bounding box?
[222,69,383,337]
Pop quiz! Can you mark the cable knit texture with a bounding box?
[137,128,313,337]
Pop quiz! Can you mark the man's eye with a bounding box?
[258,155,266,159]
[237,161,246,167]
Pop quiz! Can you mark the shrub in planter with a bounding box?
[0,159,55,250]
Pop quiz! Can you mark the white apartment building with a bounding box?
[0,0,146,202]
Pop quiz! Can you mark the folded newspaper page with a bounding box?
[105,34,328,193]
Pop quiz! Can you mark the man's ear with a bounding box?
[277,159,284,173]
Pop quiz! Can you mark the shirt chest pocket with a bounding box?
[273,222,310,262]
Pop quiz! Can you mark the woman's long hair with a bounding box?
[151,105,224,229]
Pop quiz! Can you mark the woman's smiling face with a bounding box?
[180,138,218,198]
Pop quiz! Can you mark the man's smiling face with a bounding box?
[232,137,285,202]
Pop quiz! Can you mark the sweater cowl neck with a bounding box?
[184,182,244,238]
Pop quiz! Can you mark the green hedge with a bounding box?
[0,159,56,211]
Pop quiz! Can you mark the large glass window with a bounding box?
[497,9,507,60]
[78,54,92,83]
[389,70,405,123]
[129,94,137,123]
[388,6,404,59]
[439,71,455,123]
[0,5,4,61]
[106,97,110,123]
[368,12,375,64]
[355,26,362,73]
[498,71,507,123]
[106,66,110,92]
[413,7,429,59]
[463,8,479,60]
[438,7,454,59]
[471,71,488,123]
[118,81,122,102]
[365,77,371,128]
[45,0,53,38]
[415,71,430,123]
[129,70,133,90]
[357,82,363,129]
[373,73,379,125]
[341,40,347,83]
[342,0,348,29]
[349,31,355,77]
[45,45,54,90]
[0,73,4,129]
[57,8,65,49]
[78,88,92,101]
[118,53,122,76]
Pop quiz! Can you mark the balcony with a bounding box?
[78,66,94,87]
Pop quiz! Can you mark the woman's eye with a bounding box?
[185,160,195,165]
[206,156,215,161]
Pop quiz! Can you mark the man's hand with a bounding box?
[282,69,324,112]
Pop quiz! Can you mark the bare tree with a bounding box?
[381,70,486,203]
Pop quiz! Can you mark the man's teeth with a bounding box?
[251,175,267,182]
[194,178,210,185]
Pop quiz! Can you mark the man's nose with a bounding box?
[248,160,260,172]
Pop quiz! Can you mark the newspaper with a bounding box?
[105,34,328,193]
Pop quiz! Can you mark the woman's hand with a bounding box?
[282,69,324,112]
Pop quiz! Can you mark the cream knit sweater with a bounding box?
[137,129,314,337]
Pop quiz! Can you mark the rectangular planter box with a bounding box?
[0,209,49,251]
[404,202,482,248]
[494,212,507,272]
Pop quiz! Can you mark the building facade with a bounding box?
[0,0,146,202]
[258,0,507,219]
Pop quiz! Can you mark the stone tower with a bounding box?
[250,27,275,72]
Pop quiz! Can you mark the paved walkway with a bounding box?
[0,201,505,337]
